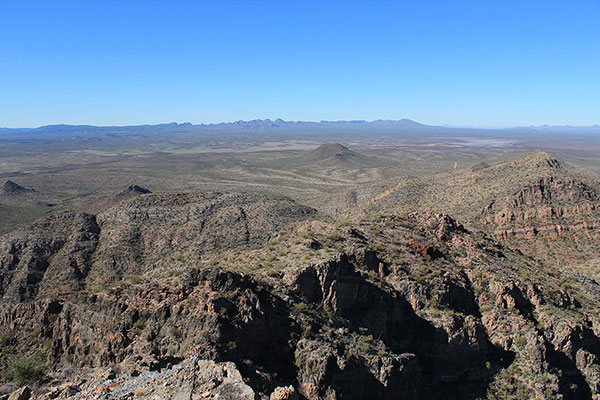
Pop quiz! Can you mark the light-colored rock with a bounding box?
[55,357,254,400]
[7,387,30,400]
[270,385,298,400]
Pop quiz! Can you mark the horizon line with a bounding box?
[2,118,600,131]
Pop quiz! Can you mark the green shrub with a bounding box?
[294,302,308,312]
[132,318,146,330]
[326,230,344,242]
[4,352,46,385]
[323,304,335,319]
[358,336,372,353]
[226,341,237,351]
[301,323,312,338]
[47,313,59,324]
[169,325,181,338]
[514,335,527,350]
[0,332,13,348]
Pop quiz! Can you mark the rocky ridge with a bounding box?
[1,195,600,399]
[361,151,600,267]
[0,192,316,302]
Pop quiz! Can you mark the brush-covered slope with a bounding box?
[364,150,600,267]
[1,203,600,399]
[0,192,316,302]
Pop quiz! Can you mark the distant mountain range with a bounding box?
[0,118,427,133]
[2,118,599,135]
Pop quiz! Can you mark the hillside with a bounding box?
[1,191,600,398]
[362,150,600,267]
[0,192,316,301]
[91,184,153,211]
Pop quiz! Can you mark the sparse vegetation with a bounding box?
[3,352,47,385]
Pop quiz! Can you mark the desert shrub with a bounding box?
[0,332,13,348]
[366,270,378,280]
[4,352,46,385]
[294,302,308,312]
[169,325,181,338]
[326,230,344,243]
[226,341,237,351]
[132,318,146,330]
[47,311,60,324]
[301,323,312,338]
[128,275,143,284]
[323,304,335,319]
[514,335,527,350]
[359,338,370,353]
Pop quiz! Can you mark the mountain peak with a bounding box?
[119,185,152,196]
[516,150,561,169]
[1,180,35,195]
[303,143,354,161]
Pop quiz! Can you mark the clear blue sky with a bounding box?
[1,0,599,128]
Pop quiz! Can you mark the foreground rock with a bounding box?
[41,358,254,400]
[6,387,31,400]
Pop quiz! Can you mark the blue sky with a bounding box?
[1,0,599,128]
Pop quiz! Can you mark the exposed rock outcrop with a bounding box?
[363,150,600,266]
[7,387,31,400]
[42,358,254,400]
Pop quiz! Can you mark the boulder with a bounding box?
[7,387,30,400]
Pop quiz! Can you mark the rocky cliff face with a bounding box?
[1,199,599,399]
[480,171,600,266]
[0,212,100,302]
[484,176,600,228]
[363,151,600,267]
